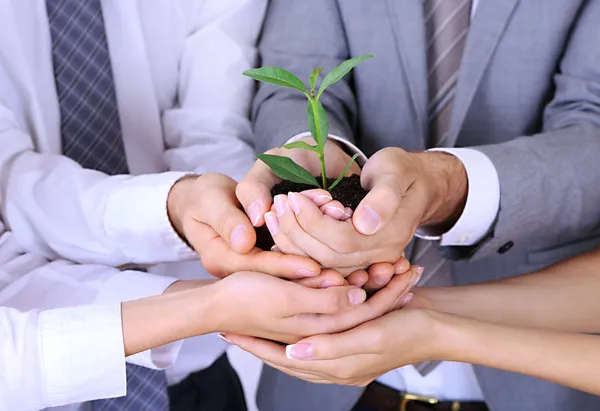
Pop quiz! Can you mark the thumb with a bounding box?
[236,160,279,227]
[285,328,368,360]
[352,174,406,235]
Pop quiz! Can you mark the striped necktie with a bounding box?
[412,0,472,376]
[46,0,169,408]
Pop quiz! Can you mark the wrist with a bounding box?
[167,174,201,246]
[416,151,467,228]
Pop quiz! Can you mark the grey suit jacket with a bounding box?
[253,1,600,410]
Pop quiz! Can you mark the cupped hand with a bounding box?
[213,266,420,345]
[166,173,320,279]
[259,147,468,271]
[236,138,360,228]
[224,306,440,386]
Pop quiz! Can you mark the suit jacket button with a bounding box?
[498,241,514,254]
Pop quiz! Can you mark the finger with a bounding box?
[193,228,320,279]
[285,192,372,266]
[195,182,256,254]
[346,270,369,287]
[286,327,377,360]
[308,269,420,333]
[393,256,411,274]
[295,269,348,289]
[363,262,395,291]
[236,160,280,227]
[300,189,334,207]
[320,200,352,221]
[352,175,406,235]
[224,334,331,382]
[274,194,352,267]
[291,285,367,315]
[265,211,310,258]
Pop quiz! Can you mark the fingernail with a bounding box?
[375,275,387,285]
[231,225,249,251]
[320,279,338,288]
[296,268,319,278]
[410,267,424,288]
[288,192,301,214]
[324,205,351,219]
[274,195,286,217]
[355,206,380,235]
[218,333,233,345]
[348,288,366,306]
[286,343,313,360]
[271,245,281,252]
[264,212,280,236]
[313,195,333,206]
[399,293,414,307]
[248,201,262,226]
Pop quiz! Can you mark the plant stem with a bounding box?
[319,152,328,190]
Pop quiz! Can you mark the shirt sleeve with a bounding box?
[0,103,196,266]
[162,0,268,182]
[292,133,501,246]
[0,304,126,410]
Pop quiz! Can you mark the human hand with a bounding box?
[166,173,320,279]
[261,148,467,270]
[224,306,441,386]
[236,138,360,227]
[212,266,420,345]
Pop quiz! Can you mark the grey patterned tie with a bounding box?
[46,0,169,409]
[412,0,472,376]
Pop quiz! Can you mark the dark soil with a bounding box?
[255,174,368,251]
[271,174,367,210]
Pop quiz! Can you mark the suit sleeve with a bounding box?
[470,0,600,259]
[252,0,358,154]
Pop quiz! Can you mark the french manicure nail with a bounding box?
[410,267,424,288]
[348,288,366,306]
[248,201,262,226]
[324,205,350,219]
[274,195,286,217]
[355,206,380,235]
[296,268,319,278]
[399,293,414,307]
[230,225,248,251]
[286,343,314,360]
[264,212,280,236]
[313,195,334,206]
[288,192,301,214]
[218,333,233,345]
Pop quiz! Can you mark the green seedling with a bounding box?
[243,55,373,191]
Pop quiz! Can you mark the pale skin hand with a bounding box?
[236,140,405,285]
[259,147,468,271]
[166,173,321,279]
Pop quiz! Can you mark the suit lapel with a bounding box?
[385,0,428,141]
[448,0,520,147]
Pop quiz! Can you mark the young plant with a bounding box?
[243,55,372,191]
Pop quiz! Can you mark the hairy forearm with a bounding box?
[434,312,600,396]
[418,248,600,332]
[121,281,216,356]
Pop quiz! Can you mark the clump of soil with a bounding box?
[271,174,367,210]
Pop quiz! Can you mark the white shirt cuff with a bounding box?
[286,132,368,166]
[40,304,126,406]
[93,270,184,369]
[415,148,500,246]
[104,172,197,264]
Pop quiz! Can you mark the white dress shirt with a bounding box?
[0,221,181,411]
[0,0,266,409]
[285,0,492,401]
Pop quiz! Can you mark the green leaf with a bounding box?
[328,153,360,191]
[306,99,329,152]
[282,141,319,152]
[317,55,373,98]
[243,67,307,94]
[309,68,323,91]
[256,154,320,187]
